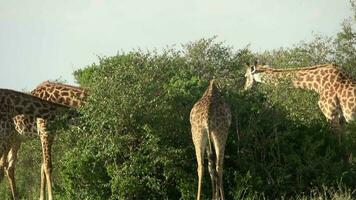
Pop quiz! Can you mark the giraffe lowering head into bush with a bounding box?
[190,79,231,200]
[0,88,71,200]
[1,81,87,200]
[244,62,356,142]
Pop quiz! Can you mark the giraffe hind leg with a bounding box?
[211,131,228,200]
[192,126,208,200]
[206,135,218,200]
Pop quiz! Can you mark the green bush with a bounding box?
[58,34,354,199]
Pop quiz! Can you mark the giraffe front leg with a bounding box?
[0,153,5,184]
[318,98,343,143]
[0,153,15,200]
[0,154,8,200]
[5,139,21,200]
[40,133,54,200]
[0,140,15,199]
[40,162,46,200]
[38,119,54,200]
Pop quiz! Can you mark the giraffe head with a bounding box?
[244,62,267,90]
[210,79,218,88]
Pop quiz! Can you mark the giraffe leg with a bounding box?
[0,152,5,184]
[0,142,15,199]
[5,140,21,200]
[192,126,208,200]
[0,153,14,200]
[38,119,54,200]
[40,162,46,200]
[40,133,54,200]
[0,154,6,199]
[197,154,204,200]
[330,117,343,144]
[215,149,226,200]
[0,132,9,184]
[212,132,228,200]
[206,137,217,200]
[318,97,343,144]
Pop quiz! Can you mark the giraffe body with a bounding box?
[190,80,231,200]
[0,88,70,199]
[14,81,86,137]
[32,82,86,200]
[1,82,86,200]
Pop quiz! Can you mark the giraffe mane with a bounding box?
[0,88,71,108]
[257,63,338,73]
[36,81,86,92]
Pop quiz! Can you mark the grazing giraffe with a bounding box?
[190,79,231,200]
[2,81,86,200]
[0,88,71,200]
[244,63,356,142]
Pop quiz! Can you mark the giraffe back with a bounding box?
[190,81,231,134]
[32,81,87,108]
[12,82,86,137]
[0,89,69,119]
[0,88,69,137]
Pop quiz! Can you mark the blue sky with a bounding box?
[0,0,353,91]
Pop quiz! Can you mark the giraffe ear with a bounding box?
[251,65,256,73]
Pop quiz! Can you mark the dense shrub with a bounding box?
[58,32,355,199]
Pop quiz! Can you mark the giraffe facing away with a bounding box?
[0,88,71,200]
[2,81,87,200]
[244,63,356,138]
[190,79,231,200]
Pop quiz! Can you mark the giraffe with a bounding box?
[2,81,87,200]
[190,79,231,200]
[0,88,71,200]
[244,63,356,141]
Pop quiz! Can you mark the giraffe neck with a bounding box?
[31,81,87,108]
[0,88,69,119]
[202,79,220,98]
[254,64,344,94]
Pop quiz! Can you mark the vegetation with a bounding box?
[1,2,355,200]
